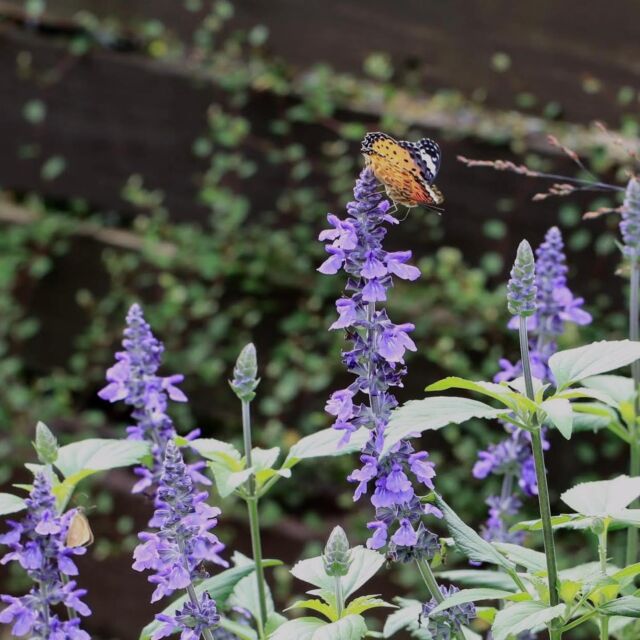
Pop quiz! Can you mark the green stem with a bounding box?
[242,399,269,639]
[335,576,344,618]
[627,257,640,566]
[519,317,561,640]
[416,559,465,640]
[560,610,598,633]
[599,526,610,640]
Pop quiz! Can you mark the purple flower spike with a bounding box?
[134,442,226,638]
[318,168,440,559]
[477,226,590,542]
[100,304,208,495]
[0,473,91,640]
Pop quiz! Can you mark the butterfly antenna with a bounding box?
[425,204,445,216]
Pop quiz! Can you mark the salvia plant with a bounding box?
[3,153,640,640]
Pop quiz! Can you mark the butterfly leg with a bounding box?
[397,207,411,222]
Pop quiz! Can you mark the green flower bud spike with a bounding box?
[323,526,352,578]
[229,343,260,402]
[507,240,537,317]
[34,421,59,465]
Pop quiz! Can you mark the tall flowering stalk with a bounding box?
[229,344,268,638]
[0,473,91,639]
[319,168,457,634]
[474,227,591,541]
[99,304,209,494]
[508,241,560,639]
[621,177,640,564]
[133,441,227,640]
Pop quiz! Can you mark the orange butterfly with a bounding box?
[361,132,444,212]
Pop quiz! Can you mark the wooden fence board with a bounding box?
[2,0,638,123]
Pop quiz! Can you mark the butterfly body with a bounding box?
[361,132,444,209]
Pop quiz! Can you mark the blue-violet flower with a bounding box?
[0,473,90,639]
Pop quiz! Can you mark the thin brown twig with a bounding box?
[0,197,177,257]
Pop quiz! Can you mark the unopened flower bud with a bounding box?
[229,343,260,402]
[323,526,352,577]
[34,421,58,465]
[507,240,537,317]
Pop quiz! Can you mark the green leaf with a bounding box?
[229,553,275,622]
[270,615,367,640]
[571,403,623,436]
[384,397,505,454]
[251,447,291,488]
[582,375,636,405]
[599,596,640,618]
[492,542,547,573]
[311,615,367,640]
[383,599,427,638]
[56,439,149,479]
[0,493,26,516]
[435,570,517,591]
[426,378,519,407]
[208,461,253,498]
[190,438,242,461]
[561,475,640,517]
[291,546,384,600]
[429,588,520,616]
[219,618,258,640]
[549,340,640,390]
[285,427,369,467]
[252,447,280,471]
[343,595,394,616]
[560,561,617,585]
[269,617,325,640]
[540,398,574,439]
[140,562,275,640]
[511,514,584,532]
[491,602,565,640]
[287,598,337,622]
[265,613,287,636]
[612,563,640,587]
[435,495,515,572]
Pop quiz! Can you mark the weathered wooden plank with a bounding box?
[2,0,638,123]
[0,26,211,219]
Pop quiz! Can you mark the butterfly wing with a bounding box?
[362,132,444,207]
[399,138,441,184]
[66,510,94,547]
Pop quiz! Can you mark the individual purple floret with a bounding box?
[319,168,439,557]
[99,304,209,494]
[475,227,591,543]
[0,473,90,639]
[481,494,525,544]
[472,428,542,499]
[134,442,226,639]
[422,585,476,640]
